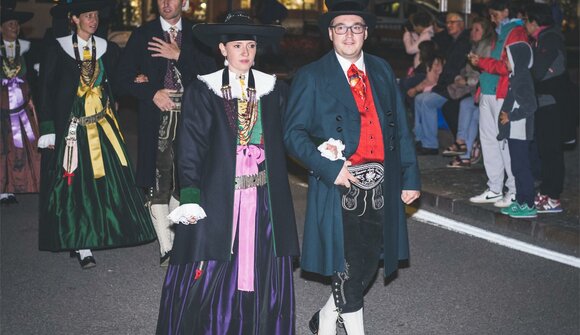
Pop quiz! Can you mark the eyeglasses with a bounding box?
[329,24,367,35]
[445,20,462,25]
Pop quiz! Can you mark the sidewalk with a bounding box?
[415,130,579,257]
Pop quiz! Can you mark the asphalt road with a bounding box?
[2,88,578,335]
[1,177,578,335]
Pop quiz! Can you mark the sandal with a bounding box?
[470,140,482,165]
[447,156,471,168]
[442,141,467,156]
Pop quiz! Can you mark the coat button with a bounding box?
[336,127,343,132]
[389,145,395,151]
[388,122,395,127]
[390,135,395,140]
[386,111,393,116]
[336,115,342,121]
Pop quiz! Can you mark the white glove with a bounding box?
[167,203,207,225]
[37,134,55,148]
[317,138,346,161]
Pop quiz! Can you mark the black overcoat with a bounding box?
[116,18,216,188]
[170,71,300,264]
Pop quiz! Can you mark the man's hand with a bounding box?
[334,160,359,188]
[134,74,149,83]
[153,89,177,112]
[499,111,510,125]
[401,190,420,204]
[148,36,180,61]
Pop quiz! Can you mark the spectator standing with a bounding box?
[524,3,567,213]
[0,6,40,204]
[445,17,496,168]
[414,12,471,154]
[498,41,537,218]
[468,0,528,207]
[116,0,216,266]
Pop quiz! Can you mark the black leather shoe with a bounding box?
[0,195,17,205]
[308,310,320,334]
[79,256,96,269]
[160,252,171,267]
[70,251,96,269]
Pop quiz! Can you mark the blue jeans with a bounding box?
[414,91,447,149]
[457,96,480,159]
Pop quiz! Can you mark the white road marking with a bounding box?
[412,209,580,269]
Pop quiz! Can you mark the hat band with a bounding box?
[220,34,257,44]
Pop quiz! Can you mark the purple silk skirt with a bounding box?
[156,185,295,335]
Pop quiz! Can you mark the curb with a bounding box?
[416,190,580,257]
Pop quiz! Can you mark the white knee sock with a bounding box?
[319,293,339,335]
[342,308,365,335]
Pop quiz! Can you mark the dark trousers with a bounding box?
[508,139,534,207]
[331,204,383,313]
[535,103,564,199]
[149,110,180,204]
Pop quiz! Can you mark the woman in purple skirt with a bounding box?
[156,11,299,335]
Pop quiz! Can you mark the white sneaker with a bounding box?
[494,193,516,208]
[469,189,502,203]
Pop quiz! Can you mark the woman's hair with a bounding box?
[525,3,555,27]
[425,54,444,72]
[411,11,433,29]
[487,0,518,19]
[418,40,437,64]
[471,16,496,45]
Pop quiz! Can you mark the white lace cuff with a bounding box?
[167,203,207,225]
[37,134,55,148]
[317,138,346,161]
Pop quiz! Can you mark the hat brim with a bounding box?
[192,23,285,48]
[50,0,112,18]
[1,11,33,24]
[318,11,376,33]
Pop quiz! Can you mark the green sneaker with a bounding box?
[500,202,518,215]
[502,202,537,218]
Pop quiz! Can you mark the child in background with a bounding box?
[407,53,445,98]
[497,41,538,218]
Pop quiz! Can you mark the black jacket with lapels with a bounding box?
[116,17,216,188]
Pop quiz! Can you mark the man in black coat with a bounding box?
[116,0,215,265]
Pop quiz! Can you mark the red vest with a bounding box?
[347,69,384,165]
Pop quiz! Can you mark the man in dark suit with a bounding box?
[283,0,420,333]
[116,0,215,266]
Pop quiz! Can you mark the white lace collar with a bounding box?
[57,34,107,60]
[198,68,276,100]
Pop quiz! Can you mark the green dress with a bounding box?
[39,57,155,251]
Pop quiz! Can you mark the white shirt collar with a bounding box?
[2,39,30,57]
[335,51,365,80]
[56,34,107,60]
[198,68,276,100]
[160,17,182,32]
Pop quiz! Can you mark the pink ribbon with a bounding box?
[232,145,265,292]
[2,78,35,148]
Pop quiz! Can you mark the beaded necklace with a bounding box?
[1,39,21,78]
[72,34,97,85]
[220,67,258,145]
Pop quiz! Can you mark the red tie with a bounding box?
[347,64,366,101]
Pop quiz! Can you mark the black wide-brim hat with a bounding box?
[192,11,285,47]
[1,9,33,24]
[319,0,376,33]
[50,0,113,18]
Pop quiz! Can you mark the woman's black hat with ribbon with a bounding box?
[192,10,285,47]
[50,0,113,18]
[1,2,33,25]
[318,0,376,32]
